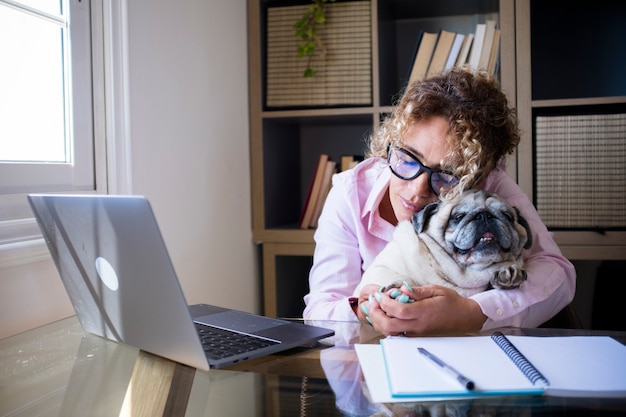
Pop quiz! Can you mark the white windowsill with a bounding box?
[0,219,50,269]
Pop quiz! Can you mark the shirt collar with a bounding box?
[362,162,395,239]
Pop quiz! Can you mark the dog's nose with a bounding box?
[476,211,494,223]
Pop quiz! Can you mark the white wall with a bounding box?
[0,0,258,339]
[125,0,258,310]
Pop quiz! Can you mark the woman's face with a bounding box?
[387,116,452,224]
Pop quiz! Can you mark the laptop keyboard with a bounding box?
[195,323,280,360]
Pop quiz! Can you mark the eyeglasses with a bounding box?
[387,146,460,196]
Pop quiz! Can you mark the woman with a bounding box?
[303,68,575,336]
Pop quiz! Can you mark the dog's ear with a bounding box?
[412,201,440,233]
[514,207,533,249]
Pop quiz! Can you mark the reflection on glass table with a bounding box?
[1,316,626,417]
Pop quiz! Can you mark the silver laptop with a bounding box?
[27,194,333,370]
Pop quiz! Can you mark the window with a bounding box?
[0,0,103,265]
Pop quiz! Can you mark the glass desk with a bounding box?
[1,316,625,417]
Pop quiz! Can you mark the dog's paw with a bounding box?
[380,280,404,292]
[380,280,417,303]
[490,264,528,289]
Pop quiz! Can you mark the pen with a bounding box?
[418,347,475,391]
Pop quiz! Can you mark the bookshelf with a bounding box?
[248,0,516,316]
[515,0,626,260]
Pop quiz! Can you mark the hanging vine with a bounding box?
[293,0,336,77]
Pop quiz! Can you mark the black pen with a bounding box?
[418,347,475,391]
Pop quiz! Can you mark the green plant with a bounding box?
[293,0,336,77]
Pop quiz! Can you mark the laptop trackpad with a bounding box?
[194,311,285,333]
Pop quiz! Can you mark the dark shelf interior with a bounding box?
[531,0,626,101]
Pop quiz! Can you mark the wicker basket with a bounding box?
[535,113,626,229]
[265,1,372,108]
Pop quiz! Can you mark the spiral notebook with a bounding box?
[355,333,626,401]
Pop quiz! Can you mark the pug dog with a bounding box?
[354,190,533,298]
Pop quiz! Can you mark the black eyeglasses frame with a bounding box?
[386,145,459,196]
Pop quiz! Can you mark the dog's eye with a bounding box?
[503,210,515,222]
[450,212,465,223]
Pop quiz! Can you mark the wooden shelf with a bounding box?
[249,0,519,316]
[532,96,626,108]
[250,0,515,244]
[251,0,626,319]
[515,0,626,260]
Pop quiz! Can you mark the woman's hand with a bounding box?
[354,284,382,323]
[363,283,487,336]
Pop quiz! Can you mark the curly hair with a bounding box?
[367,67,520,198]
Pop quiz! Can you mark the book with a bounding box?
[455,33,474,67]
[478,20,497,70]
[406,31,438,86]
[487,28,501,75]
[355,333,626,402]
[444,33,465,70]
[298,154,329,229]
[426,29,457,78]
[340,154,363,172]
[467,23,486,69]
[309,160,337,228]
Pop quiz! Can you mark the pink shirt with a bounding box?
[303,157,576,330]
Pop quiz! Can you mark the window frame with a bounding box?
[0,0,95,194]
[0,0,121,268]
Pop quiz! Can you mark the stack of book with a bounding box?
[298,154,363,229]
[298,154,335,229]
[406,20,501,87]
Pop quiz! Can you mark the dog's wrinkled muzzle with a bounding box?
[452,215,516,265]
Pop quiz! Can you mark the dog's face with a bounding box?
[413,190,532,270]
[356,189,532,297]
